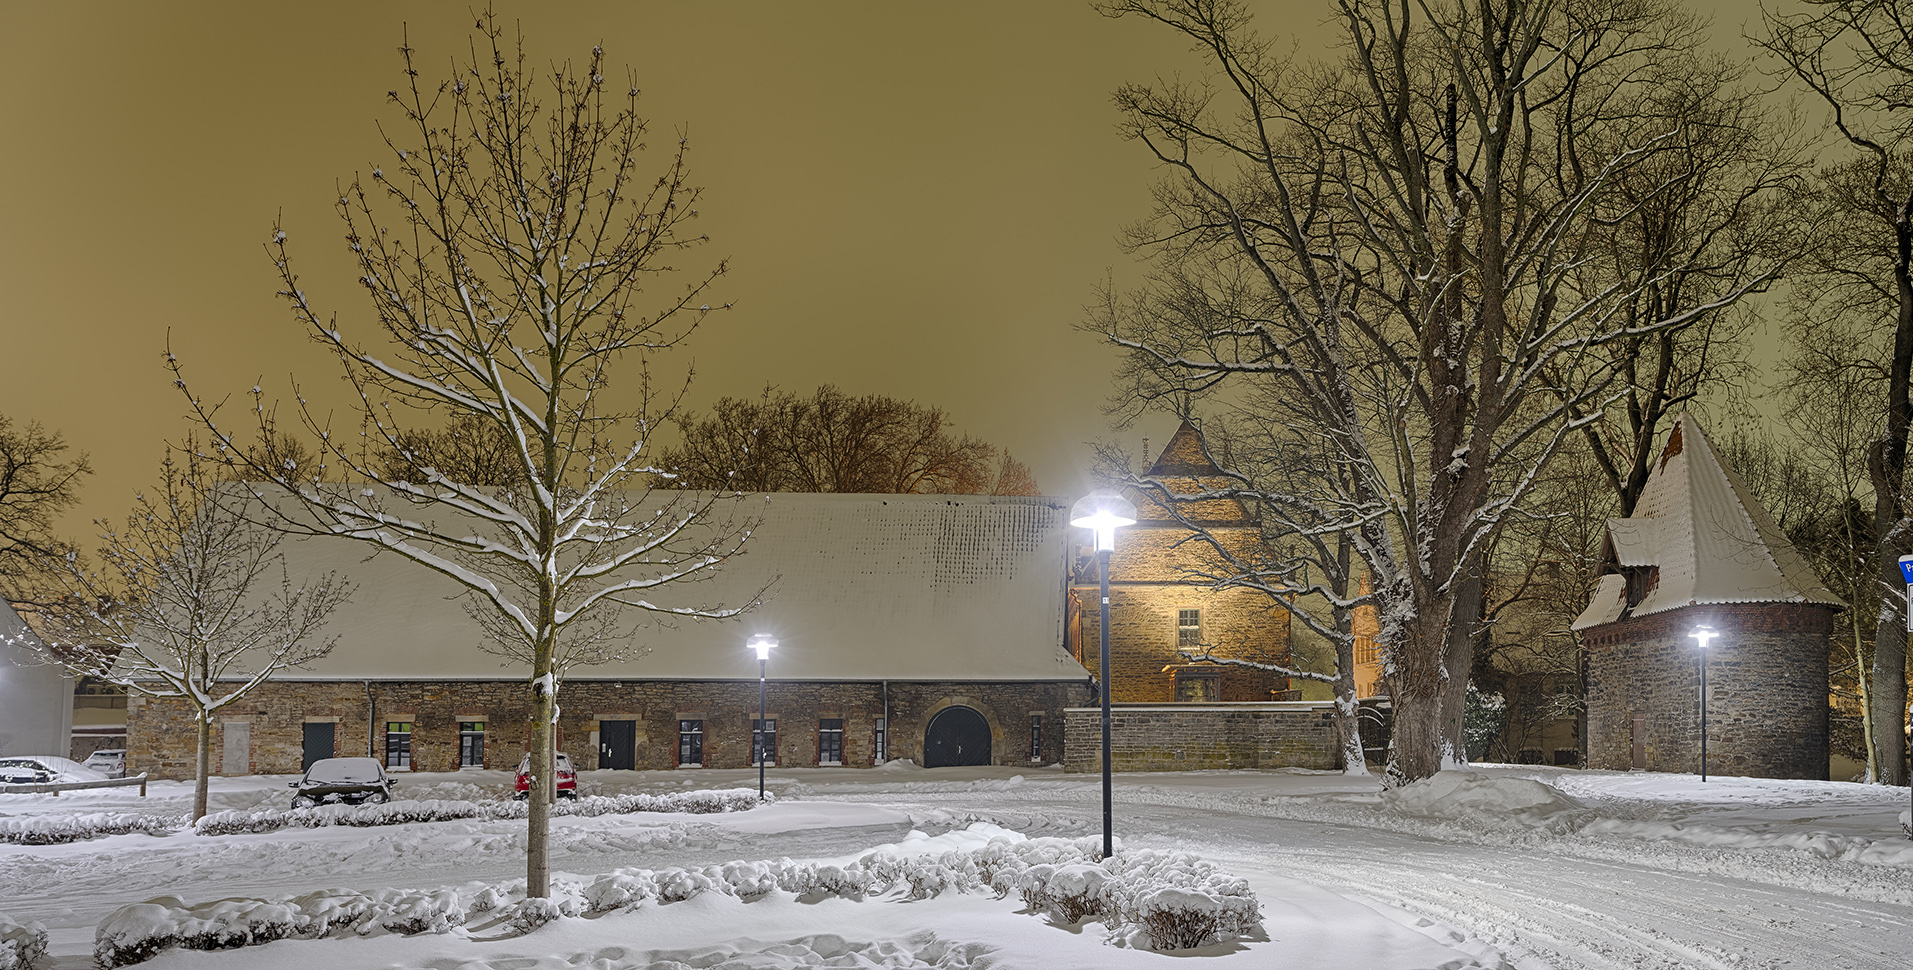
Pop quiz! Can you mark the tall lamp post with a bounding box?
[1690,625,1717,782]
[748,634,777,800]
[1070,489,1136,860]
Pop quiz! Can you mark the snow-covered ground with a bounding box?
[2,763,1909,969]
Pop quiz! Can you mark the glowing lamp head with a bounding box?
[1070,490,1137,552]
[747,633,778,661]
[1690,625,1718,650]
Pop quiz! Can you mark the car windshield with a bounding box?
[304,758,384,783]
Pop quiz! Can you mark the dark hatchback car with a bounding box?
[289,757,395,809]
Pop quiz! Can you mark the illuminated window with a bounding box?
[1174,669,1220,703]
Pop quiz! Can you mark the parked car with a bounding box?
[289,757,395,809]
[81,748,128,779]
[0,756,106,786]
[514,752,577,800]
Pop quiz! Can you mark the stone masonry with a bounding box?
[1062,703,1339,772]
[125,678,1092,779]
[1583,603,1833,780]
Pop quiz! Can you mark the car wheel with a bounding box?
[559,790,578,800]
[292,796,317,809]
[365,791,388,804]
[514,791,529,801]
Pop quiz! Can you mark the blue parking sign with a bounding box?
[1900,555,1913,584]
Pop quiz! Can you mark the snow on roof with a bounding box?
[253,489,1082,683]
[1571,413,1841,631]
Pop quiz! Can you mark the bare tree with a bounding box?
[170,16,757,896]
[1760,0,1913,785]
[1092,0,1787,782]
[0,412,92,596]
[662,385,1040,495]
[377,414,529,487]
[26,443,349,821]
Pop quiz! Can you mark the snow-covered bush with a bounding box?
[583,870,658,913]
[496,893,580,934]
[1382,770,1582,819]
[367,887,466,936]
[0,812,185,846]
[93,886,474,966]
[1133,886,1229,950]
[0,914,48,970]
[653,866,719,903]
[1019,863,1115,923]
[193,788,770,836]
[88,826,1261,964]
[94,896,302,968]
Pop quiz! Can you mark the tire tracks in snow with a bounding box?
[836,783,1913,970]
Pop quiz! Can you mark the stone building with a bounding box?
[1063,422,1339,772]
[1571,413,1842,780]
[125,492,1094,779]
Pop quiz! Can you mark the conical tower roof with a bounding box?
[1572,413,1841,630]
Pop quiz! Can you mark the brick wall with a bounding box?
[1582,603,1833,780]
[124,678,1092,779]
[1061,703,1339,772]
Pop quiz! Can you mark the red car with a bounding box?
[514,752,578,800]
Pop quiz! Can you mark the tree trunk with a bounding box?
[193,713,211,823]
[528,661,554,899]
[1868,200,1913,788]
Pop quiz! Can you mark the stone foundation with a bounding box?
[1582,603,1833,780]
[1061,702,1340,772]
[124,678,1092,779]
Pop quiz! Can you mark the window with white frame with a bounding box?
[457,721,485,768]
[384,721,413,768]
[1177,609,1202,647]
[678,720,704,766]
[818,718,844,765]
[873,717,887,764]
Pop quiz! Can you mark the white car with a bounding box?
[0,755,106,786]
[82,748,128,778]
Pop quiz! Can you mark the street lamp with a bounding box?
[1690,625,1718,782]
[747,634,777,800]
[1071,488,1136,860]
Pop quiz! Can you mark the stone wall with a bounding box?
[125,678,1092,779]
[1582,603,1833,780]
[1074,586,1289,703]
[1061,702,1339,772]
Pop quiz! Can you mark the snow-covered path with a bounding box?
[790,770,1913,970]
[4,765,1910,969]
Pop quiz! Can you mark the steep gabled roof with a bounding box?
[1135,420,1252,526]
[247,489,1081,682]
[1571,413,1842,630]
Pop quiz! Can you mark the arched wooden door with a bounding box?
[923,706,991,767]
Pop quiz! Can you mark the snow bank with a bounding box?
[0,812,186,846]
[0,914,48,970]
[90,824,1264,964]
[1383,770,1583,818]
[195,788,768,836]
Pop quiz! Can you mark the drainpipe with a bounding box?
[365,681,375,758]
